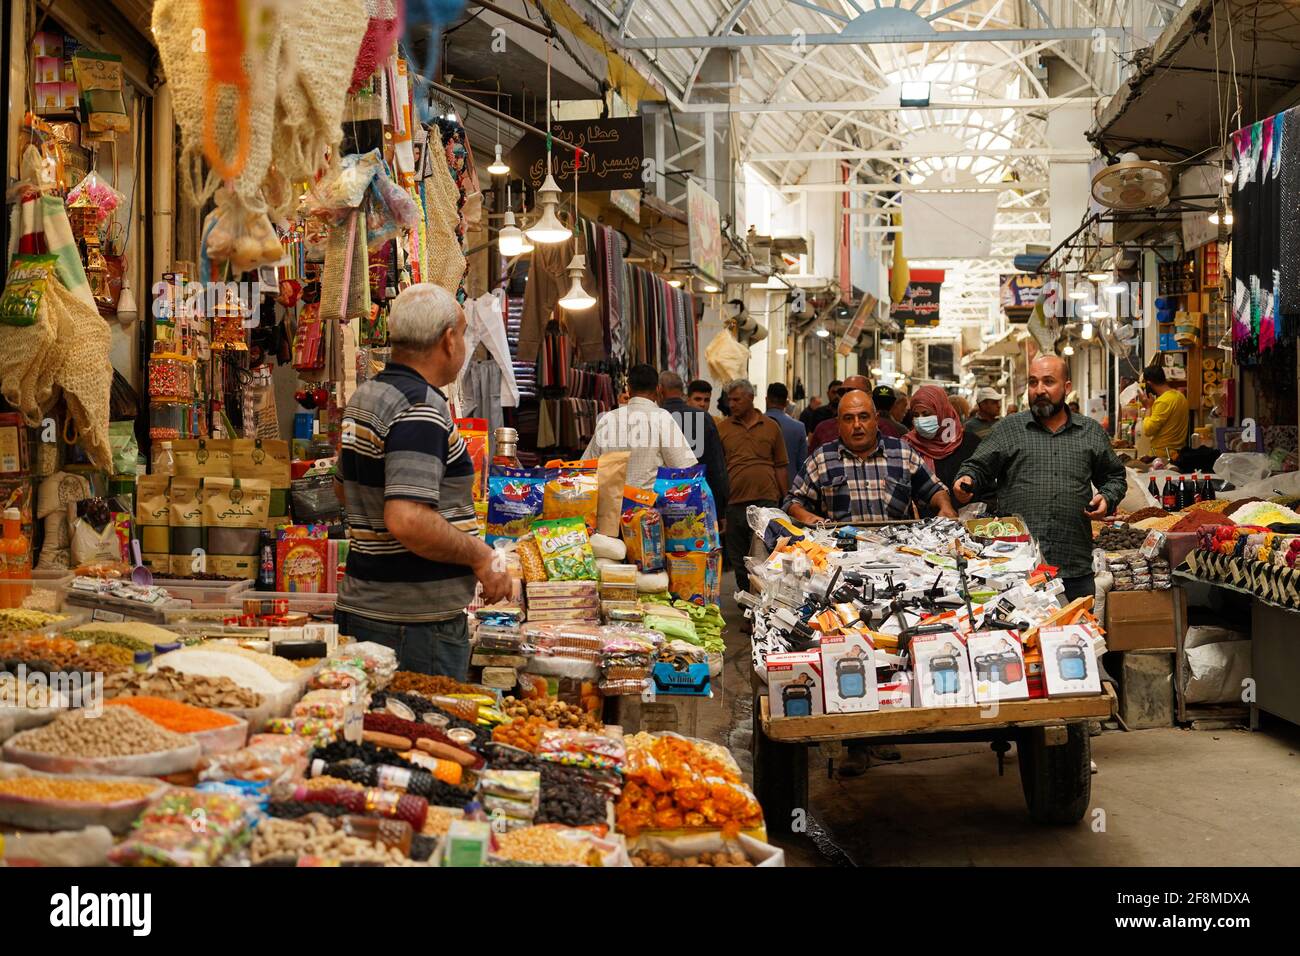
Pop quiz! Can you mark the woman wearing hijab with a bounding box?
[904,385,983,517]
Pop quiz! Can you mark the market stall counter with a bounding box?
[739,510,1114,831]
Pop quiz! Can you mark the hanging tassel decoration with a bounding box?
[200,0,252,181]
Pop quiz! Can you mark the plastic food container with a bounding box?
[189,714,249,756]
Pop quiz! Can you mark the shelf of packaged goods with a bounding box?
[759,686,1115,743]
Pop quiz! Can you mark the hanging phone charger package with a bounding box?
[1038,625,1103,698]
[767,651,823,718]
[910,635,975,707]
[819,632,878,713]
[967,631,1030,704]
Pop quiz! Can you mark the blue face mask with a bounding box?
[914,415,940,438]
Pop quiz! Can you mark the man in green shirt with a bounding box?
[952,354,1127,601]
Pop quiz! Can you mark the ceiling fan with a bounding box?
[1091,153,1173,211]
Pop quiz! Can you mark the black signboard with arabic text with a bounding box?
[889,269,944,328]
[510,117,645,193]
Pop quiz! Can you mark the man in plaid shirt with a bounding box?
[784,389,957,523]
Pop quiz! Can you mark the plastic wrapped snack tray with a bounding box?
[0,735,203,777]
[189,714,249,756]
[627,831,784,867]
[0,763,168,834]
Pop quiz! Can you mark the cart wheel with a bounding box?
[1017,724,1091,824]
[752,694,809,834]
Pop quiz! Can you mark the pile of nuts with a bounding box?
[103,667,262,710]
[502,695,603,731]
[0,776,159,804]
[0,609,66,634]
[9,707,192,758]
[492,826,594,865]
[0,636,130,676]
[632,849,755,868]
[250,815,411,866]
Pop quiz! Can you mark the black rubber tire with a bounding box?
[751,693,809,835]
[1017,723,1091,824]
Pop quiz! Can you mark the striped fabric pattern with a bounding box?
[337,362,478,622]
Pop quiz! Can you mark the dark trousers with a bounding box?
[1062,574,1097,603]
[725,500,776,595]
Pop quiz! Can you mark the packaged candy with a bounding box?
[487,467,554,546]
[667,550,722,605]
[197,736,312,784]
[533,517,597,581]
[621,486,665,571]
[654,465,720,553]
[0,254,58,327]
[543,460,600,534]
[107,788,252,866]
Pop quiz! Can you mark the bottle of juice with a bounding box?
[0,508,30,609]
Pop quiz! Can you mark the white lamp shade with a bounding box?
[558,254,596,310]
[1081,321,1094,339]
[487,144,510,176]
[526,172,571,243]
[498,211,524,257]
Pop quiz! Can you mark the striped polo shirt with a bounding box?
[337,362,478,622]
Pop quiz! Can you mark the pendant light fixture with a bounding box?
[487,79,510,176]
[558,254,596,310]
[525,39,571,245]
[498,184,524,257]
[558,149,594,310]
[1062,343,1075,355]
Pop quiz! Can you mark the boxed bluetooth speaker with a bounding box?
[818,631,878,713]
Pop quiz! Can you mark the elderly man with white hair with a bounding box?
[336,283,511,679]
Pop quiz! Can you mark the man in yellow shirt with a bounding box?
[1140,365,1189,460]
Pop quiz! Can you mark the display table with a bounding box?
[1249,600,1300,730]
[752,687,1115,833]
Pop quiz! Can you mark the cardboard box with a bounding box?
[1104,587,1179,651]
[1039,625,1104,698]
[819,631,879,713]
[911,634,975,707]
[766,651,823,717]
[877,673,912,709]
[967,631,1030,703]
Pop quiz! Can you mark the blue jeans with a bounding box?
[334,610,471,680]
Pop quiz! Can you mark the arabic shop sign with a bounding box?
[511,117,645,193]
[889,269,944,327]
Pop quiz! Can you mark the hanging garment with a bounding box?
[463,291,520,407]
[461,360,504,438]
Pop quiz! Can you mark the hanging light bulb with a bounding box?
[1208,208,1220,225]
[526,173,571,243]
[488,144,510,176]
[526,39,571,245]
[1086,270,1109,282]
[667,276,684,288]
[775,347,789,356]
[1062,343,1075,355]
[1223,209,1234,226]
[498,210,524,257]
[1079,302,1098,314]
[1068,288,1089,300]
[1223,166,1235,184]
[815,327,831,338]
[1081,321,1094,340]
[701,280,721,294]
[558,254,596,310]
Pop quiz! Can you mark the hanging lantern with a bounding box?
[498,210,524,258]
[558,254,596,310]
[210,286,250,351]
[67,191,100,242]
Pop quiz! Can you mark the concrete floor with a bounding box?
[690,576,1300,867]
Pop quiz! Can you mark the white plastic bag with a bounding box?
[1118,466,1159,514]
[1182,640,1252,705]
[1214,453,1273,488]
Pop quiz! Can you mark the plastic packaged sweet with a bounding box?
[329,642,397,689]
[309,661,368,691]
[196,735,312,784]
[263,716,341,747]
[107,788,253,866]
[534,517,598,581]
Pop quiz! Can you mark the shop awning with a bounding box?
[968,328,1027,362]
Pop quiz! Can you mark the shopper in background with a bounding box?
[660,371,729,515]
[687,379,713,412]
[965,387,1003,440]
[890,391,912,432]
[1139,364,1190,462]
[952,354,1127,602]
[871,385,904,439]
[801,380,841,434]
[718,379,789,606]
[785,388,956,525]
[812,375,870,448]
[765,382,809,484]
[1006,403,1019,414]
[337,284,512,679]
[950,394,972,422]
[584,363,697,490]
[904,385,983,518]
